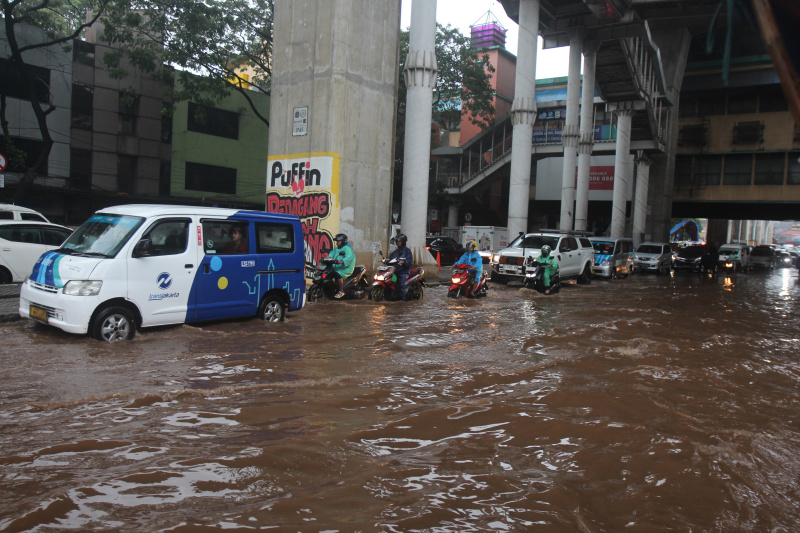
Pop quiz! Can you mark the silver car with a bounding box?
[633,242,673,274]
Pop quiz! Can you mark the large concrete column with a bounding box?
[559,28,582,231]
[610,106,633,239]
[632,152,652,246]
[447,202,459,228]
[401,0,437,265]
[575,41,598,232]
[266,0,401,274]
[507,0,540,238]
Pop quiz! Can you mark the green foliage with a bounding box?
[100,0,274,124]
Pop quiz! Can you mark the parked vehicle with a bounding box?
[590,237,634,278]
[749,246,776,269]
[369,256,425,301]
[523,257,561,294]
[717,243,750,272]
[425,236,466,266]
[0,221,73,283]
[448,263,488,299]
[632,242,673,274]
[19,205,306,342]
[490,230,593,285]
[307,256,368,301]
[673,244,708,272]
[0,203,50,222]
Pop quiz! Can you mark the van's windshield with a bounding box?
[60,214,144,258]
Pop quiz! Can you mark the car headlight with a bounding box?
[492,254,500,263]
[63,280,103,296]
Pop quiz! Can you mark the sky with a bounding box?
[400,0,571,79]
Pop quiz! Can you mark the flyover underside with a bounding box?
[672,200,800,221]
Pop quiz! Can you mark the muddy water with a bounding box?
[2,268,800,532]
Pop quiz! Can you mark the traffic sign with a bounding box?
[0,152,7,172]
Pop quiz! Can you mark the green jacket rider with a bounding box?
[536,245,558,294]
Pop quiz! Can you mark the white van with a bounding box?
[19,205,306,342]
[0,203,50,222]
[589,237,635,278]
[717,243,751,271]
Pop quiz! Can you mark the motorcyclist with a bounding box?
[454,240,483,296]
[536,245,558,295]
[389,233,413,301]
[700,242,719,274]
[327,233,355,299]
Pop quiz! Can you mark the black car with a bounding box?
[673,244,707,272]
[426,236,466,266]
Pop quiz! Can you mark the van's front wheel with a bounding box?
[92,306,136,342]
[258,295,285,322]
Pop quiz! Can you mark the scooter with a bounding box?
[368,255,425,301]
[523,259,561,294]
[307,253,368,302]
[448,264,488,298]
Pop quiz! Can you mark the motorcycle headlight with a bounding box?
[63,280,103,296]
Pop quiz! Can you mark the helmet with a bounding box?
[541,245,551,257]
[395,233,407,246]
[466,240,477,251]
[334,233,348,245]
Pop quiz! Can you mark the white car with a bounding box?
[490,230,594,284]
[0,203,50,222]
[0,221,73,283]
[633,242,673,274]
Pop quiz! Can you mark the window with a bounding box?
[256,223,295,253]
[71,84,93,130]
[185,162,237,194]
[161,105,173,144]
[118,155,137,194]
[788,152,800,185]
[43,227,72,246]
[141,219,190,256]
[698,96,725,116]
[0,212,13,220]
[187,102,239,140]
[0,225,41,244]
[202,220,250,255]
[728,93,757,115]
[760,87,789,112]
[119,93,139,136]
[754,153,785,185]
[675,156,693,189]
[70,148,92,190]
[20,213,47,222]
[0,58,50,102]
[559,237,578,252]
[694,156,721,186]
[0,137,48,175]
[724,154,752,185]
[73,40,95,67]
[159,161,171,196]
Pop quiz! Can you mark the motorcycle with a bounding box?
[307,253,368,302]
[368,255,425,301]
[448,264,488,299]
[523,258,561,294]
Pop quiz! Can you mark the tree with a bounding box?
[1,0,273,204]
[100,0,274,125]
[1,0,113,203]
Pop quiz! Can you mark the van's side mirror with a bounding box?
[132,238,152,258]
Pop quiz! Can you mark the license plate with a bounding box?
[30,304,47,322]
[501,266,519,274]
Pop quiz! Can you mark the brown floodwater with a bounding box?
[2,267,800,532]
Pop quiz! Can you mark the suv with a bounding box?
[490,230,594,284]
[0,203,50,222]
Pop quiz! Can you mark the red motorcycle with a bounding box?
[368,256,425,301]
[448,264,488,299]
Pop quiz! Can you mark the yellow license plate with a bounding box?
[30,305,47,322]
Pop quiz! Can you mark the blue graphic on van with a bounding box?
[594,254,612,264]
[30,252,66,287]
[157,272,173,290]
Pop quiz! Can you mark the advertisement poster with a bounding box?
[576,165,615,191]
[266,152,340,276]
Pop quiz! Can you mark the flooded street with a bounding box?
[2,268,800,532]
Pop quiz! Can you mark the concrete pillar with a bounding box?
[507,0,540,239]
[559,28,582,231]
[266,0,401,274]
[575,41,598,233]
[447,202,459,228]
[632,152,652,246]
[610,107,633,239]
[401,0,437,265]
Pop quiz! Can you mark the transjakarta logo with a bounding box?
[149,292,179,301]
[157,272,173,290]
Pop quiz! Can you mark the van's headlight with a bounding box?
[63,280,103,296]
